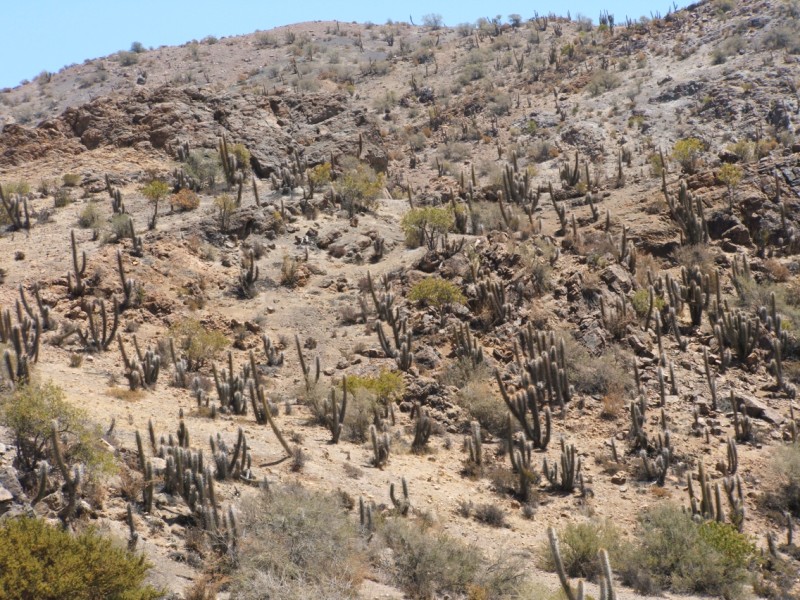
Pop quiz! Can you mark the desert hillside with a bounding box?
[1,1,800,598]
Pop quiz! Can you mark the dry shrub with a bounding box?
[673,244,715,273]
[231,484,365,599]
[171,189,200,212]
[764,258,790,283]
[766,443,800,517]
[378,518,528,599]
[473,503,507,528]
[451,371,509,439]
[183,575,219,600]
[280,255,300,287]
[600,388,625,420]
[634,251,662,288]
[564,336,635,397]
[343,389,377,443]
[538,519,622,581]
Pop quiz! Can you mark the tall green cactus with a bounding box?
[325,380,348,444]
[370,424,390,468]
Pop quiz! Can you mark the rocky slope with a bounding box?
[1,0,800,598]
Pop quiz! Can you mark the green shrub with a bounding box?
[539,519,621,581]
[2,180,31,196]
[672,137,704,173]
[620,503,754,598]
[342,388,376,443]
[345,370,405,401]
[279,255,300,287]
[400,206,454,249]
[564,337,634,396]
[229,143,251,175]
[231,484,365,599]
[107,214,134,243]
[185,150,220,189]
[0,517,161,600]
[630,289,665,318]
[453,372,510,438]
[647,152,665,177]
[408,278,465,311]
[168,319,228,370]
[307,162,331,191]
[62,173,81,187]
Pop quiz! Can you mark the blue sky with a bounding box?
[1,0,686,89]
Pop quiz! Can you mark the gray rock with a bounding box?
[736,396,783,425]
[0,466,26,502]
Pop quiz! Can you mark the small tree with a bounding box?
[306,162,332,199]
[718,163,743,212]
[0,382,113,481]
[140,180,170,230]
[401,206,454,249]
[338,158,384,217]
[214,194,237,232]
[672,138,704,174]
[422,13,444,29]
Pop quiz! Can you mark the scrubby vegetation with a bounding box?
[2,0,800,596]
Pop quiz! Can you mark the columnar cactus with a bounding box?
[370,424,390,468]
[497,374,551,450]
[261,335,284,367]
[508,424,538,502]
[731,391,752,442]
[67,230,87,297]
[117,250,139,309]
[543,438,581,492]
[663,179,709,245]
[77,298,119,351]
[466,421,482,467]
[238,250,259,298]
[411,405,432,453]
[295,334,320,392]
[452,323,484,367]
[212,352,248,414]
[0,184,30,230]
[325,381,348,444]
[390,477,411,515]
[18,285,54,331]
